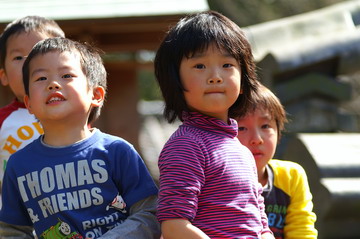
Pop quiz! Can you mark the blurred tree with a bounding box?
[208,0,348,27]
[138,69,162,101]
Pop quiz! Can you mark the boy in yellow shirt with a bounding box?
[236,84,318,238]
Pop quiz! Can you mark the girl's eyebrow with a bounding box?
[8,46,22,53]
[188,52,205,58]
[189,51,233,59]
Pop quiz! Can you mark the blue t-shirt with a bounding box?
[0,129,158,238]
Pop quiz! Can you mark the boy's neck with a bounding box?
[258,167,268,187]
[41,123,92,147]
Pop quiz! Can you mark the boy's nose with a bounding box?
[48,81,61,90]
[250,132,264,145]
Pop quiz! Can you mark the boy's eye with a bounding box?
[238,126,246,132]
[62,74,73,79]
[36,77,47,81]
[262,124,270,129]
[223,63,233,68]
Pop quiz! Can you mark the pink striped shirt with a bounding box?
[157,112,270,238]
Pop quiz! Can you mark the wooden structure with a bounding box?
[0,0,209,150]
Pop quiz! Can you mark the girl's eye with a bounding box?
[194,64,205,69]
[13,56,24,61]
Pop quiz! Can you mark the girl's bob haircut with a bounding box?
[154,10,260,123]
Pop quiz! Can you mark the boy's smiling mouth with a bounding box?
[46,93,65,104]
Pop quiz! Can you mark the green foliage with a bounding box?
[138,69,162,101]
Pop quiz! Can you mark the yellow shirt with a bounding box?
[263,159,318,238]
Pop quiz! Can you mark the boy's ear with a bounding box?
[0,68,9,86]
[23,95,34,114]
[91,86,105,107]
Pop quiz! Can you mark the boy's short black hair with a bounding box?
[244,84,288,139]
[154,10,259,123]
[0,15,65,68]
[22,37,107,124]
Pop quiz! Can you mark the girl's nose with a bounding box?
[207,77,223,84]
[207,68,223,84]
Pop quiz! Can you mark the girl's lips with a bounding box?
[205,87,225,94]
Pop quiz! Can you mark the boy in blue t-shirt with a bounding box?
[0,37,160,239]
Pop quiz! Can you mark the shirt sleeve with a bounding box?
[0,221,34,239]
[279,161,318,238]
[157,136,205,222]
[99,195,160,239]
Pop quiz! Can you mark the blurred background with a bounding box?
[1,0,359,238]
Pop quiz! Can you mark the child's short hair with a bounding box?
[22,37,107,124]
[154,10,259,123]
[0,15,65,69]
[248,84,288,138]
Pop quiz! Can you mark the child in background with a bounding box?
[154,11,274,239]
[0,16,65,201]
[0,37,160,239]
[236,84,317,238]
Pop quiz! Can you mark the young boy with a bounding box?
[0,16,65,201]
[236,84,318,239]
[0,37,160,239]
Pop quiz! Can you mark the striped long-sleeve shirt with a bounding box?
[157,112,271,238]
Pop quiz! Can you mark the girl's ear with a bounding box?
[0,68,9,86]
[23,95,34,114]
[91,86,105,107]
